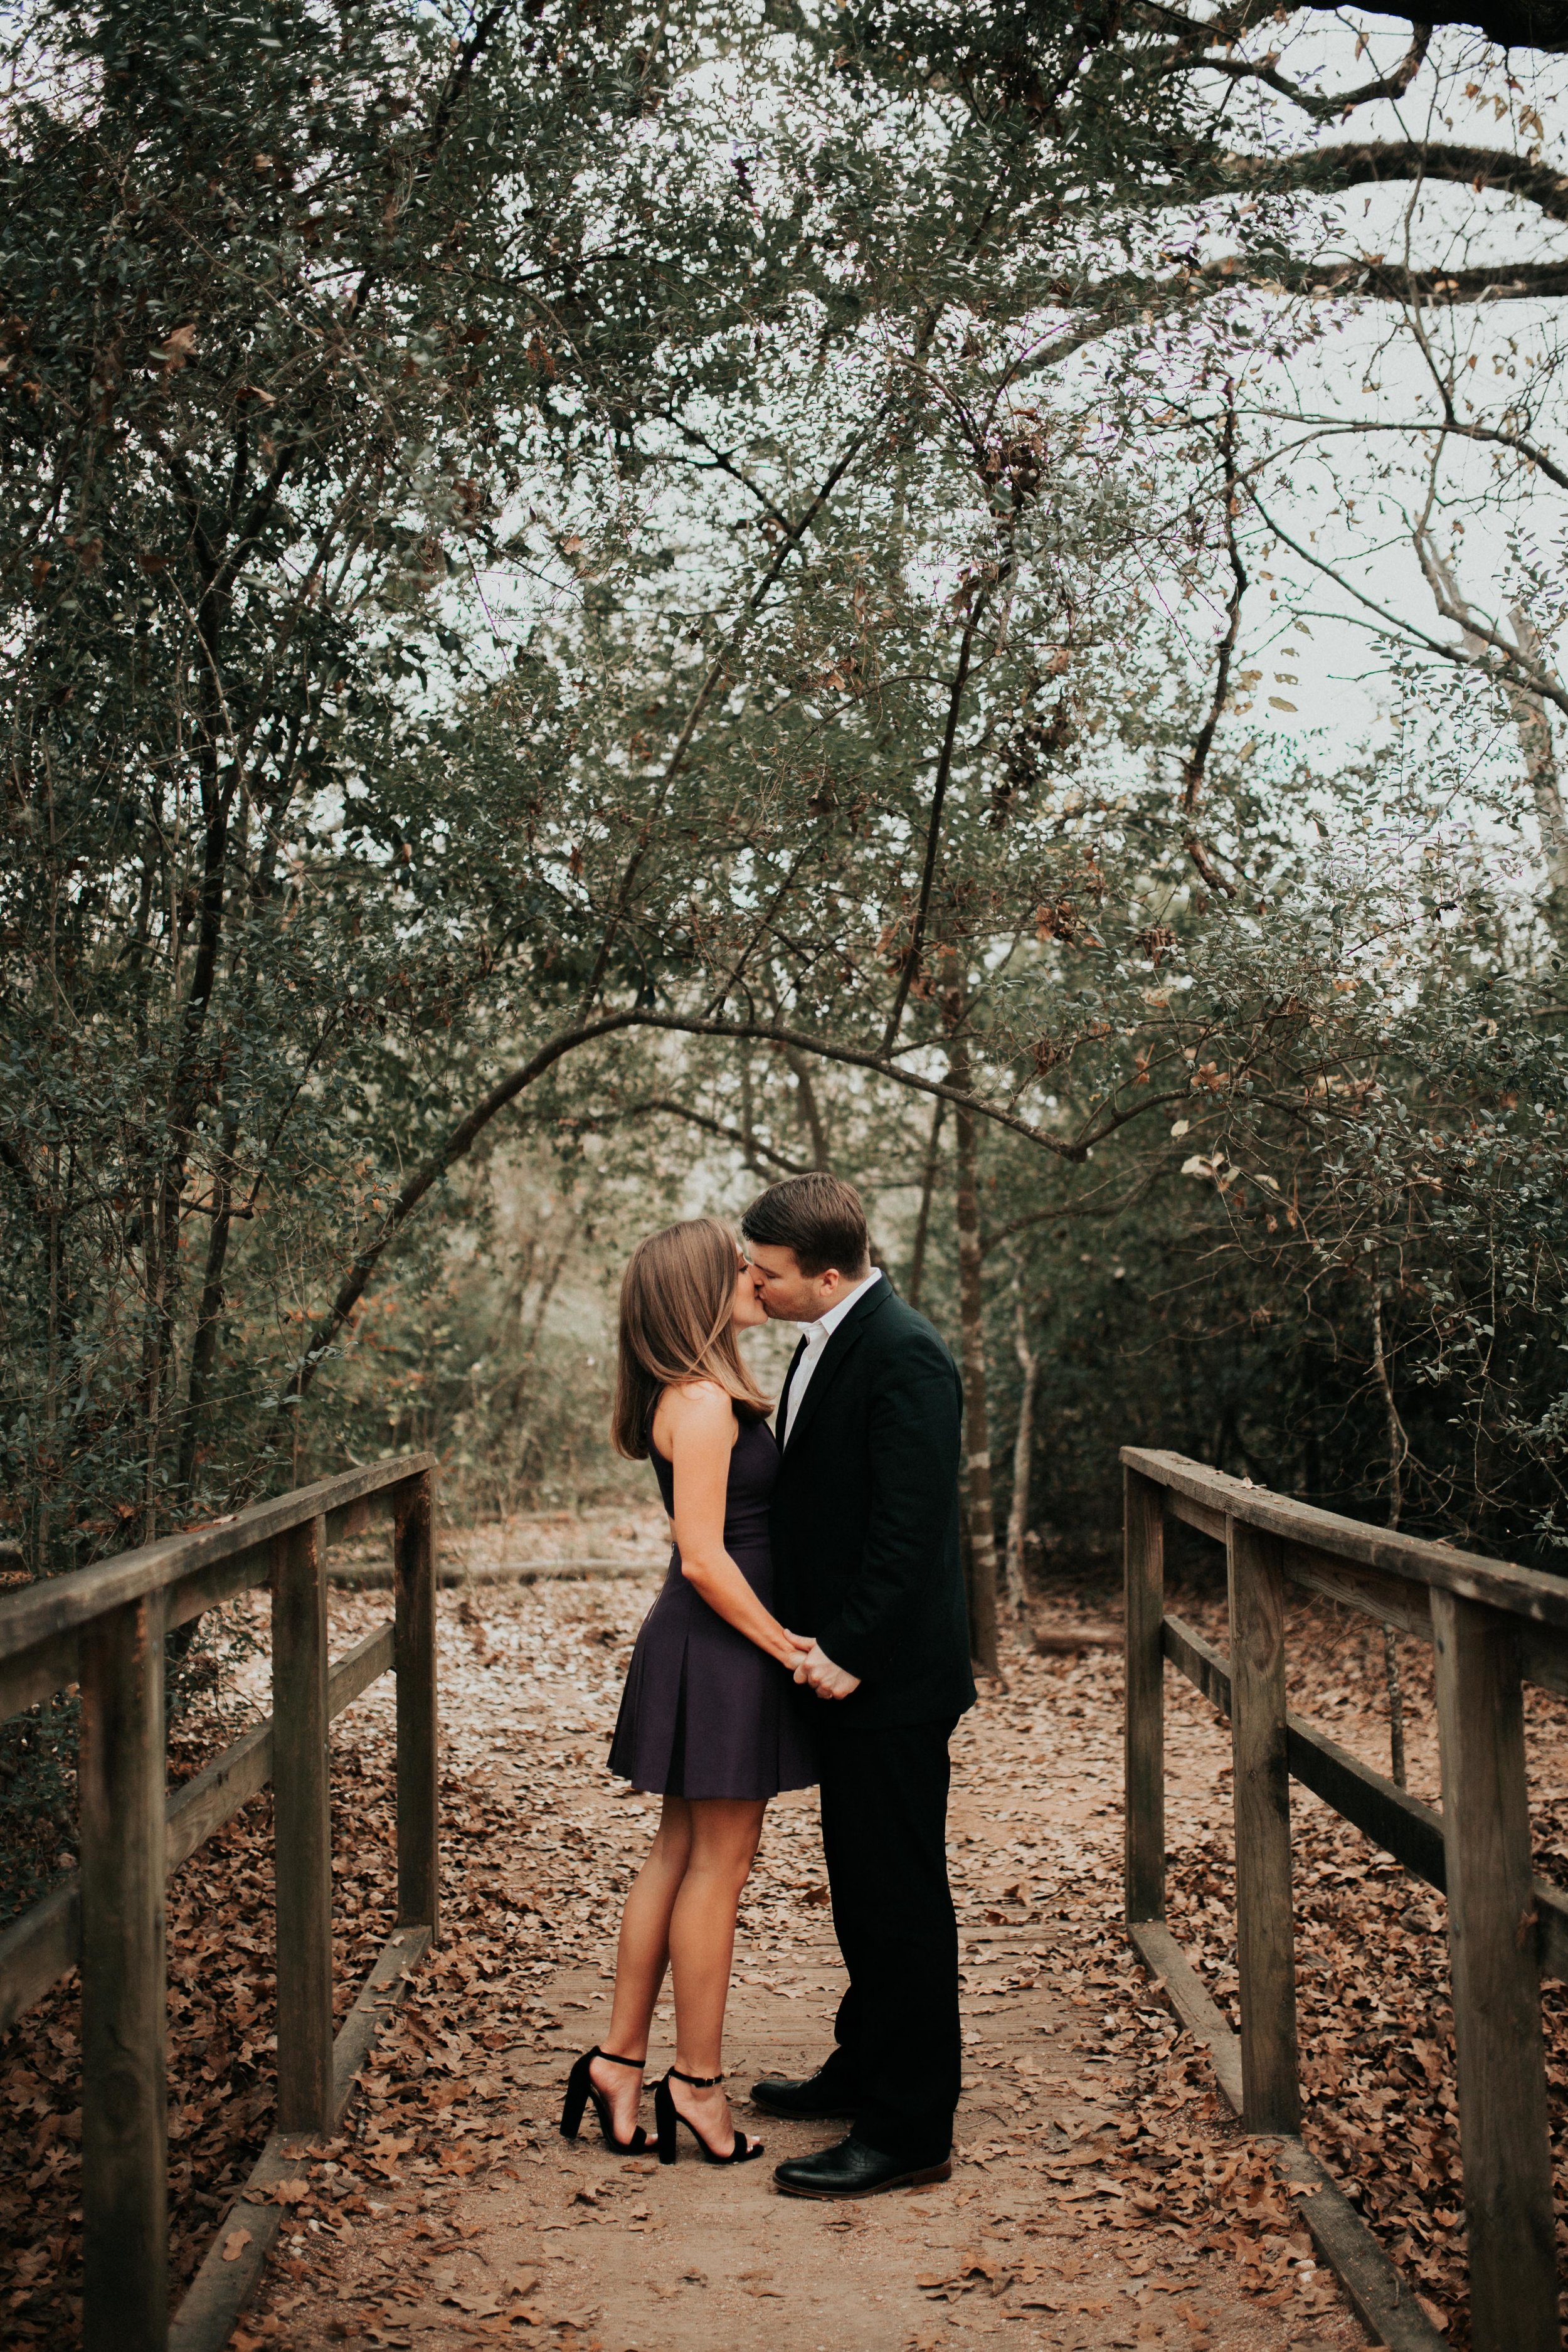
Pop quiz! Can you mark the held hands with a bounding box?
[792,1640,862,1702]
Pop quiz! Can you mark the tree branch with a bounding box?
[277,1006,1118,1410]
[881,576,994,1054]
[1182,395,1244,899]
[1218,139,1568,224]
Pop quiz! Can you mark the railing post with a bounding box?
[1226,1517,1301,2135]
[79,1591,168,2352]
[1431,1590,1559,2352]
[273,1513,334,2134]
[395,1469,440,1937]
[1124,1467,1166,1924]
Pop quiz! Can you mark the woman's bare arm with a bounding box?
[654,1382,810,1670]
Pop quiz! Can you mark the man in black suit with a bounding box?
[740,1172,975,2198]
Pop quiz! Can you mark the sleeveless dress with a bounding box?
[607,1407,817,1801]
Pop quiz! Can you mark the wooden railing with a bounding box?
[1123,1448,1565,2352]
[0,1454,439,2352]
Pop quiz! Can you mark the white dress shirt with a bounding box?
[778,1268,883,1448]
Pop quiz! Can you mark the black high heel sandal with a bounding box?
[654,2068,765,2166]
[559,2048,647,2153]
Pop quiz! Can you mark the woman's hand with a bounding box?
[775,1628,815,1671]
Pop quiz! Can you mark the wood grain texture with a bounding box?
[1162,1608,1568,1988]
[272,1515,334,2135]
[0,1451,434,1661]
[395,1470,440,1936]
[1123,1468,1166,1925]
[0,1623,395,2031]
[1128,1918,1243,2112]
[0,1624,80,1720]
[1128,1925,1446,2352]
[1226,1519,1301,2135]
[1431,1589,1559,2352]
[1124,1444,1568,1633]
[78,1594,168,2352]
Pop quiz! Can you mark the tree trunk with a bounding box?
[906,1095,946,1311]
[1370,1286,1410,1788]
[1424,553,1568,925]
[951,1037,1000,1676]
[781,1041,830,1169]
[1004,1286,1038,1620]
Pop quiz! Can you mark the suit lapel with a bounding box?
[777,1281,891,1459]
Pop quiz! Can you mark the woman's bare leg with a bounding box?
[667,1797,768,2154]
[590,1796,693,2138]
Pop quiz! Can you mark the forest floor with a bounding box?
[5,1509,1567,2347]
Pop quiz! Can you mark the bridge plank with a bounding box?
[1123,1468,1166,1925]
[1227,1520,1301,2135]
[1128,1921,1448,2352]
[1431,1591,1558,2352]
[79,1593,168,2352]
[167,1925,433,2352]
[273,1517,334,2134]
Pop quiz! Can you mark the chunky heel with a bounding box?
[654,2075,679,2166]
[559,2054,591,2141]
[558,2048,647,2153]
[655,2068,763,2166]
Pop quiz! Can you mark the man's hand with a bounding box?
[793,1641,862,1700]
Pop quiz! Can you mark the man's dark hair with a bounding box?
[741,1173,871,1279]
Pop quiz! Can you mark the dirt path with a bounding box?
[225,1565,1371,2352]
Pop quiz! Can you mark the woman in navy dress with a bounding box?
[559,1217,815,2168]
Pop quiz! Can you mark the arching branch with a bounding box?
[277,1006,1183,1411]
[1217,139,1568,224]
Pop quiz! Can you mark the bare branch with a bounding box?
[881,576,995,1054]
[1182,395,1244,899]
[1218,139,1568,225]
[1147,16,1432,119]
[1249,489,1568,716]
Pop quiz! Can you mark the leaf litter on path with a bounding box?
[5,1540,1542,2346]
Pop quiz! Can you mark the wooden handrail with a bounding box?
[0,1454,440,2352]
[1123,1445,1568,1632]
[1122,1449,1562,2352]
[0,1454,437,1666]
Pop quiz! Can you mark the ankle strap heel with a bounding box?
[559,2047,648,2154]
[655,2069,764,2168]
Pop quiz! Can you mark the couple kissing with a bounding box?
[559,1172,975,2200]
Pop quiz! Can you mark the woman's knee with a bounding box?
[689,1799,764,1865]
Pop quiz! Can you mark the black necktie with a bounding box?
[776,1337,808,1448]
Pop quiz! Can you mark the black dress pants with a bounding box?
[814,1714,961,2164]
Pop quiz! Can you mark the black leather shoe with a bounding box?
[749,2067,860,2121]
[773,2134,953,2200]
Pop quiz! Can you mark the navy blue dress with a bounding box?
[607,1407,817,1801]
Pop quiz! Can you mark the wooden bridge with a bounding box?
[0,1454,438,2352]
[5,1445,1566,2348]
[1124,1448,1568,2352]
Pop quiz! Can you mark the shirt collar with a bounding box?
[804,1266,882,1345]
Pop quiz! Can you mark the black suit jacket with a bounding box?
[770,1279,976,1730]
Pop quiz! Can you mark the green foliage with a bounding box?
[1,0,1565,1625]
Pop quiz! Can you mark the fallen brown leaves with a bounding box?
[7,1524,1563,2349]
[1152,1559,1568,2349]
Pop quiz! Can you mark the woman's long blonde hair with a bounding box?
[612,1217,770,1459]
